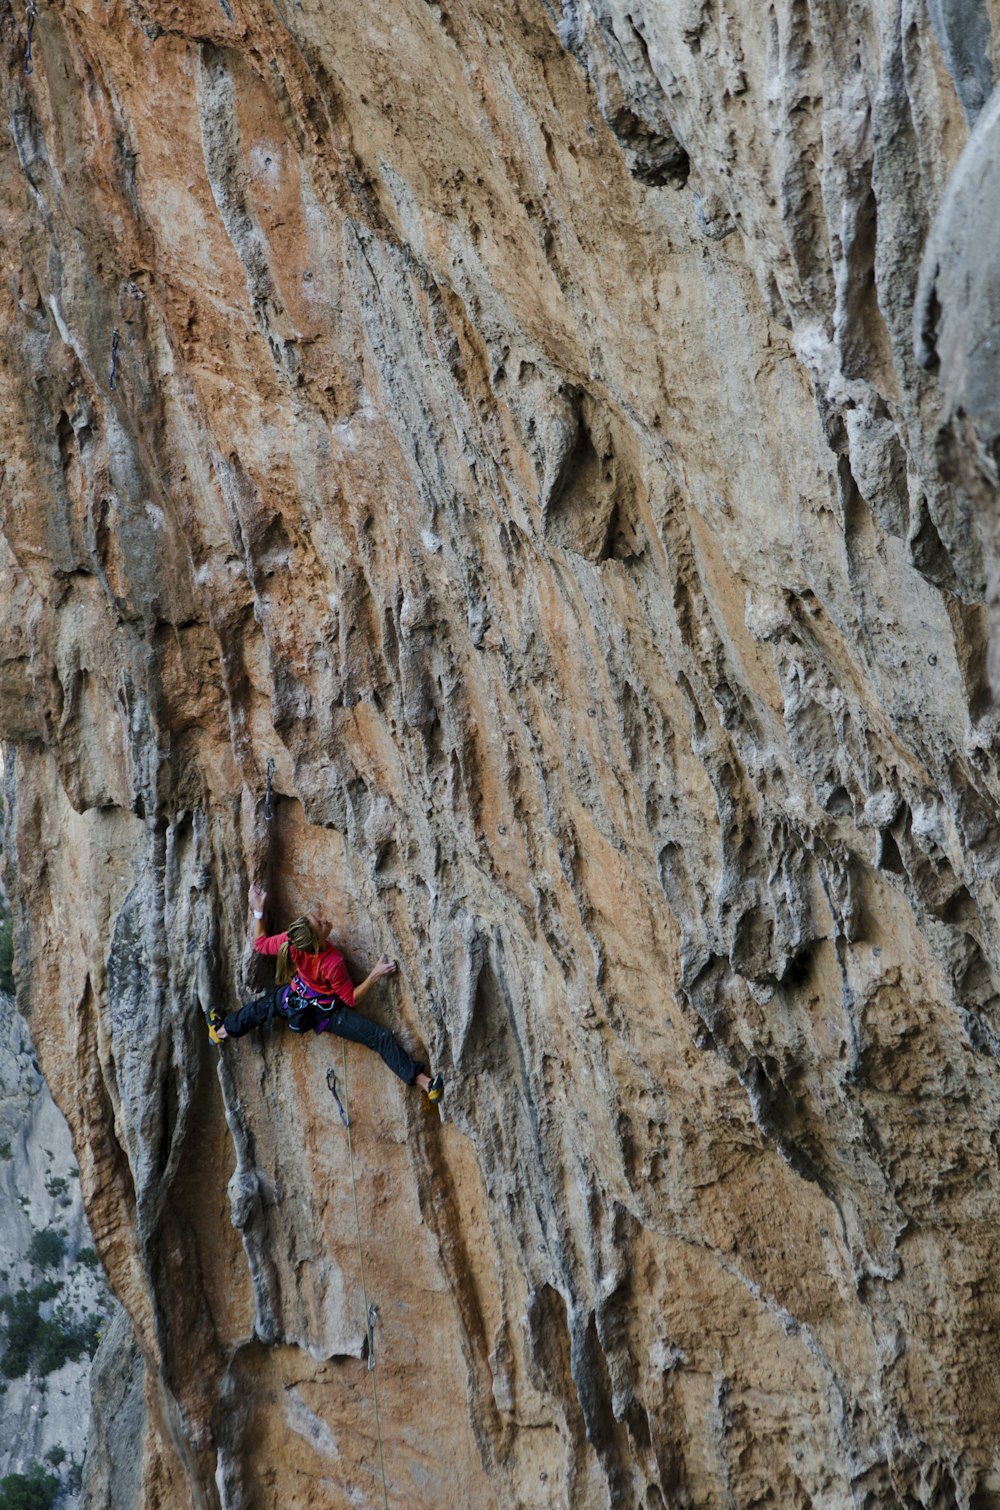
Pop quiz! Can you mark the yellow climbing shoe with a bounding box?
[426,1074,444,1103]
[207,1009,225,1045]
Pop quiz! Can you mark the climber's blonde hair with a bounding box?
[275,915,322,985]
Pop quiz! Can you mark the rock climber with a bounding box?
[209,884,444,1102]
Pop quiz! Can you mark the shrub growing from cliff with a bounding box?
[0,1283,100,1378]
[0,900,12,995]
[28,1229,65,1270]
[0,1283,57,1376]
[0,1465,59,1510]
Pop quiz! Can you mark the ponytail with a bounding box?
[275,916,322,985]
[275,942,293,986]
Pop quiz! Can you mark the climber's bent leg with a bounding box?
[223,986,287,1039]
[327,1005,420,1084]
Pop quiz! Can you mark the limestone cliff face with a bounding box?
[1,0,1000,1505]
[0,987,118,1501]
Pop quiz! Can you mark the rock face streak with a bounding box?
[1,0,1000,1505]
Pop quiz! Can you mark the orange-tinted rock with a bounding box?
[1,1,1000,1505]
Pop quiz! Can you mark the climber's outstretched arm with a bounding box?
[353,953,398,1004]
[210,885,270,1039]
[248,883,268,942]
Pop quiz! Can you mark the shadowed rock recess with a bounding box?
[1,0,1000,1505]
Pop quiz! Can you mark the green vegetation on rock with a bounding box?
[0,1465,59,1510]
[0,1283,101,1379]
[0,897,13,996]
[43,1177,67,1202]
[28,1229,65,1271]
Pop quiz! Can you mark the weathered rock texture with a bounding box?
[2,0,1000,1505]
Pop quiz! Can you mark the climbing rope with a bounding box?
[23,1,36,76]
[339,1041,390,1510]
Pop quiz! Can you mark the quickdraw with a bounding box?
[366,1303,378,1372]
[109,328,120,390]
[23,1,37,76]
[325,1065,350,1129]
[263,756,275,822]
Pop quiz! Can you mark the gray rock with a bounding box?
[78,1308,146,1510]
[0,992,119,1506]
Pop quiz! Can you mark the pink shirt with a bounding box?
[253,932,356,1007]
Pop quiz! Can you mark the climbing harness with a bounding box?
[263,757,275,821]
[23,1,36,75]
[340,1041,390,1510]
[109,328,120,390]
[325,1065,349,1129]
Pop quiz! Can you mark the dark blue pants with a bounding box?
[223,990,421,1085]
[324,1004,421,1085]
[223,987,287,1039]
